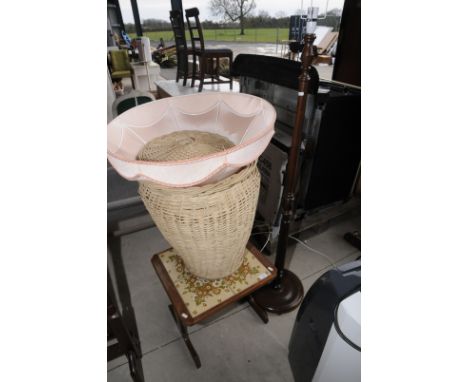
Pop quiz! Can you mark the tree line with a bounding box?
[124,10,342,34]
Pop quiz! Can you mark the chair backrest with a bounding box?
[185,7,205,52]
[111,90,155,117]
[169,10,189,69]
[110,50,131,72]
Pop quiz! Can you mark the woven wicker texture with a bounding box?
[138,130,235,162]
[138,131,260,279]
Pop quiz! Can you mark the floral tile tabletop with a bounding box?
[159,248,273,318]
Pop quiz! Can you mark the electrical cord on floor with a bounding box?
[288,235,338,270]
[249,231,272,254]
[250,231,337,264]
[259,232,271,253]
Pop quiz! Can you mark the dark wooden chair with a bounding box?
[185,7,233,92]
[169,9,191,86]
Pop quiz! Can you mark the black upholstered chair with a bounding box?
[185,7,233,92]
[169,10,191,86]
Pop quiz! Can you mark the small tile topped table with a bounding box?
[155,79,240,99]
[151,242,277,368]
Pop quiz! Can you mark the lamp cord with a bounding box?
[288,235,338,270]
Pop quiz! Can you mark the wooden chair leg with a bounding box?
[198,56,205,92]
[183,57,188,86]
[229,54,233,90]
[211,58,218,82]
[108,286,145,381]
[127,350,145,382]
[191,54,197,88]
[130,75,135,90]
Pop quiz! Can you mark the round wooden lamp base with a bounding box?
[251,269,304,314]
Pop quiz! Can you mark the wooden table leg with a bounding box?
[247,295,269,324]
[168,305,201,368]
[127,350,145,382]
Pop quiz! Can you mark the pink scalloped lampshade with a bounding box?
[107,92,276,187]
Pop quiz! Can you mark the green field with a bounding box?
[130,28,289,44]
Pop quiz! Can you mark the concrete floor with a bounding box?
[107,213,360,382]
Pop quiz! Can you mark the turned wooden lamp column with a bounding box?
[252,32,317,314]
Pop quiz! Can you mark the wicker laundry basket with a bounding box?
[137,130,261,279]
[139,162,260,279]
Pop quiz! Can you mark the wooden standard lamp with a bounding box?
[252,25,317,314]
